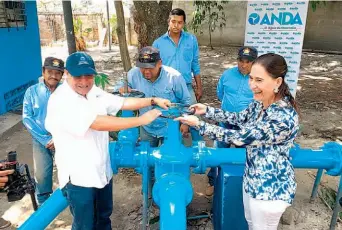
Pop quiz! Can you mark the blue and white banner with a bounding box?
[244,1,309,97]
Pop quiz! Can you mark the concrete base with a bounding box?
[0,112,23,142]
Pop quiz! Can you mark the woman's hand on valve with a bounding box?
[151,98,172,110]
[140,109,162,125]
[189,103,207,115]
[175,115,200,127]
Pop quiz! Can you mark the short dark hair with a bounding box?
[169,8,186,22]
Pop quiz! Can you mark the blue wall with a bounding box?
[0,1,41,114]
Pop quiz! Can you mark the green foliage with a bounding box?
[95,73,110,90]
[73,17,92,37]
[110,14,118,31]
[73,17,83,35]
[319,186,342,219]
[310,1,326,12]
[189,1,229,49]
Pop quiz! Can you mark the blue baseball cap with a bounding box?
[66,52,97,77]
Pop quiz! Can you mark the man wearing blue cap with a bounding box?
[121,46,191,147]
[45,52,171,230]
[23,56,65,206]
[205,46,257,196]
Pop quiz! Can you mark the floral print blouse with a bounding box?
[198,98,299,204]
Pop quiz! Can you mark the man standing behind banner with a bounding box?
[206,46,257,196]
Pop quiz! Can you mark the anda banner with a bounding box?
[244,1,309,97]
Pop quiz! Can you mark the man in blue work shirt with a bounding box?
[153,8,202,141]
[152,8,202,104]
[22,57,64,205]
[206,46,257,196]
[122,46,191,147]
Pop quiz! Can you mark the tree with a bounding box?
[189,1,229,50]
[131,1,173,48]
[114,0,131,72]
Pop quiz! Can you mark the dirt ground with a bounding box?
[1,46,342,230]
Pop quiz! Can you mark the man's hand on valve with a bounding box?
[151,98,172,110]
[140,109,162,125]
[0,163,14,188]
[180,124,190,138]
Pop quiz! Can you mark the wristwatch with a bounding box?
[151,97,157,106]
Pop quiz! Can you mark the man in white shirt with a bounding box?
[45,52,171,230]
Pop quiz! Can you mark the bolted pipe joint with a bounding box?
[153,174,193,230]
[321,142,342,176]
[192,141,208,174]
[109,135,140,174]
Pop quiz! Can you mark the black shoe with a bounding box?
[0,218,11,229]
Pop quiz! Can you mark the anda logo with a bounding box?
[248,12,303,25]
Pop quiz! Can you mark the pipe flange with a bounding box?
[192,141,207,174]
[322,142,342,176]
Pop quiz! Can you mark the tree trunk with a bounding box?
[62,1,76,54]
[114,0,132,72]
[132,1,173,49]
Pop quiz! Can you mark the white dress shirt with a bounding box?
[45,82,124,189]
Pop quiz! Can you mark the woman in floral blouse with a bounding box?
[176,53,299,230]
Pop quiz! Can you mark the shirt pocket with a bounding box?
[183,46,193,62]
[156,87,175,101]
[161,49,175,65]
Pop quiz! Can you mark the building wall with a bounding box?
[0,1,42,114]
[173,1,342,52]
[304,1,342,51]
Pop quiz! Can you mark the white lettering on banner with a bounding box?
[244,1,309,97]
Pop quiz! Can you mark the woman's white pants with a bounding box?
[243,190,290,230]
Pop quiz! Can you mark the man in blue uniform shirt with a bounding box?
[22,57,64,205]
[153,8,202,141]
[153,8,202,104]
[206,46,257,196]
[122,46,191,146]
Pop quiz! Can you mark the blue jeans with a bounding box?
[207,123,241,186]
[32,138,54,205]
[62,180,113,230]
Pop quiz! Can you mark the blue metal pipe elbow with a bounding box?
[18,189,68,230]
[153,174,193,230]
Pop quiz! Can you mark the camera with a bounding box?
[0,151,38,210]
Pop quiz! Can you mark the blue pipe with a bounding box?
[153,175,193,230]
[18,188,68,230]
[290,149,335,169]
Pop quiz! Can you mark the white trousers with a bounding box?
[243,190,290,230]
